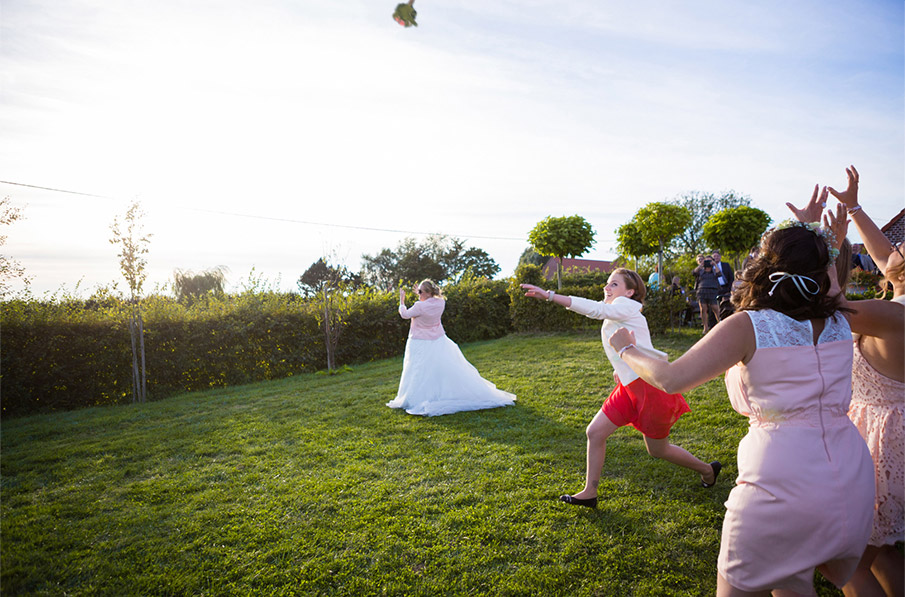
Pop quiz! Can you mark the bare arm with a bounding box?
[828,165,895,274]
[608,312,755,394]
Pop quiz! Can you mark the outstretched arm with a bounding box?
[520,283,573,308]
[828,165,895,275]
[608,312,755,394]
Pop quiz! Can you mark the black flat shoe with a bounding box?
[560,494,598,508]
[701,461,722,488]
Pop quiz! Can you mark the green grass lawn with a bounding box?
[1,330,845,596]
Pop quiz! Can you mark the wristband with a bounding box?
[618,344,635,357]
[546,290,555,302]
[847,205,862,214]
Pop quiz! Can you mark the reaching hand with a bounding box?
[827,165,860,209]
[786,185,827,223]
[520,283,551,301]
[608,327,637,353]
[399,287,406,303]
[823,203,849,250]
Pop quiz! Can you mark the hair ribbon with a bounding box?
[768,272,819,300]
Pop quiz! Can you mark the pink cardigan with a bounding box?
[399,296,446,340]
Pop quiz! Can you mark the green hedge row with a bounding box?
[1,270,708,418]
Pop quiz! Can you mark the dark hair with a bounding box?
[731,225,846,320]
[612,268,646,303]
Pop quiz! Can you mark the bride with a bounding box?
[386,279,516,416]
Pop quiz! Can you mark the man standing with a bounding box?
[712,251,734,317]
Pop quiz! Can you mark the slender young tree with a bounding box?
[110,201,152,403]
[0,196,30,298]
[298,256,360,372]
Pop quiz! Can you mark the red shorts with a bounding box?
[602,378,690,439]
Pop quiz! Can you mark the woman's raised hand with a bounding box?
[786,184,828,223]
[828,165,860,209]
[824,202,849,250]
[399,287,406,303]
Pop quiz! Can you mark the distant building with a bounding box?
[542,257,614,281]
[881,208,905,246]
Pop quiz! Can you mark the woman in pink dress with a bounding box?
[609,202,876,595]
[386,279,516,416]
[824,166,904,597]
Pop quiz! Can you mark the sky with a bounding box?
[1,0,903,297]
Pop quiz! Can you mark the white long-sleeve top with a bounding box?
[567,295,666,385]
[399,296,446,340]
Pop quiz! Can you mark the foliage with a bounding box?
[848,268,881,292]
[518,246,549,268]
[173,266,228,304]
[670,190,752,256]
[642,290,691,335]
[441,275,512,343]
[626,202,692,280]
[616,220,657,260]
[0,196,31,298]
[507,265,604,333]
[361,235,499,290]
[702,206,771,268]
[527,215,596,289]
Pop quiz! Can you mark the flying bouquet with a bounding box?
[393,0,417,27]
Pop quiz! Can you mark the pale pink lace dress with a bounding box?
[720,310,874,593]
[847,338,905,547]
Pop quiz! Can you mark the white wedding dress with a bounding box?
[386,296,516,416]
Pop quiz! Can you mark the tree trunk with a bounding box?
[556,256,563,290]
[129,312,140,404]
[138,309,147,403]
[323,289,335,371]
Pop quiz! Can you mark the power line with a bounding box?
[0,180,528,242]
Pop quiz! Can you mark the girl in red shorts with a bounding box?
[521,268,720,508]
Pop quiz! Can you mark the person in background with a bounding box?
[694,258,721,334]
[669,275,695,327]
[647,264,660,291]
[712,251,735,317]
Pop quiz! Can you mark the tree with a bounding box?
[632,202,692,282]
[110,201,152,403]
[173,266,228,304]
[298,257,361,372]
[670,190,751,256]
[0,196,30,298]
[702,206,772,269]
[518,246,549,268]
[615,220,657,269]
[361,235,499,290]
[527,215,596,289]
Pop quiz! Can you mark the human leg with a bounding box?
[643,435,717,484]
[840,545,884,596]
[569,410,619,500]
[871,545,903,596]
[716,572,773,597]
[699,301,710,333]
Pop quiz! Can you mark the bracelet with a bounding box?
[546,290,555,302]
[847,205,862,214]
[618,344,635,357]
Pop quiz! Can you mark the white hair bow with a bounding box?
[768,272,819,300]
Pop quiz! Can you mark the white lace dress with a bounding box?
[720,310,875,592]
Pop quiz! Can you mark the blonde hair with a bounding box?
[611,268,645,303]
[418,279,443,298]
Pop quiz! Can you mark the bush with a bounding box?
[642,290,689,335]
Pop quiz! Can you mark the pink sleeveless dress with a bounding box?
[847,338,905,547]
[720,310,874,593]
